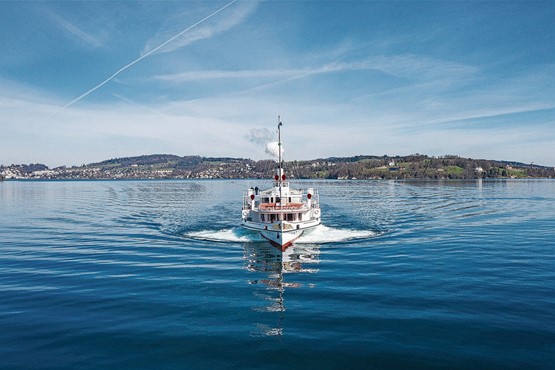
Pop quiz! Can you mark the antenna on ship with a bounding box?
[277,116,284,234]
[278,115,283,182]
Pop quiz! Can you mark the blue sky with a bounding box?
[1,1,554,167]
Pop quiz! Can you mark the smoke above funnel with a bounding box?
[246,128,284,159]
[265,141,282,158]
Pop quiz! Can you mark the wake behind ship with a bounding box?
[241,119,321,250]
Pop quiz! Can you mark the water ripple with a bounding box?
[1,179,554,369]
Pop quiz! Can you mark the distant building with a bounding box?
[32,170,56,178]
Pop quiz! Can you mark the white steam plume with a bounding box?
[246,128,283,159]
[246,128,273,146]
[52,0,238,116]
[265,141,283,158]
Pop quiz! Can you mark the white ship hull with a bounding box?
[242,219,319,251]
[261,227,303,250]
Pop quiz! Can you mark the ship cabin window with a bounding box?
[278,213,300,222]
[275,197,280,203]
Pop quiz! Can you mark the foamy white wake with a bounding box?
[186,224,378,244]
[297,225,378,244]
[187,228,264,243]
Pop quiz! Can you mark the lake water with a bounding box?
[1,179,554,369]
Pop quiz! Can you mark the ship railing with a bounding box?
[309,192,320,209]
[242,191,253,210]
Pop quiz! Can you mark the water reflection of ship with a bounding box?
[244,242,321,281]
[243,242,320,336]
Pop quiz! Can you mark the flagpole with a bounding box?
[277,116,283,235]
[278,116,282,180]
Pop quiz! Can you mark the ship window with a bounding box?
[276,197,280,203]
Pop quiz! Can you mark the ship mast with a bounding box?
[278,116,282,182]
[277,117,284,230]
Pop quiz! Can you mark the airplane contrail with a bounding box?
[54,0,238,114]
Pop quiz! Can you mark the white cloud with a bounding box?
[1,79,554,167]
[141,1,258,56]
[46,10,104,48]
[52,0,258,113]
[1,43,554,167]
[152,55,477,83]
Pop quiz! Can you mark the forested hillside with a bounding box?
[2,154,553,180]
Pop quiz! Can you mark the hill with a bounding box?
[1,154,553,180]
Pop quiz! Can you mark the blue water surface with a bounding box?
[1,179,554,369]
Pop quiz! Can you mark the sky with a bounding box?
[1,1,554,167]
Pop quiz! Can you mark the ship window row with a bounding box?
[261,197,300,204]
[261,213,303,222]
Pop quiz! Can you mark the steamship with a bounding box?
[241,119,321,250]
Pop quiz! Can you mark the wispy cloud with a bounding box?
[2,74,554,167]
[152,55,477,86]
[2,2,554,167]
[52,0,244,114]
[46,11,104,48]
[142,0,258,56]
[0,82,251,166]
